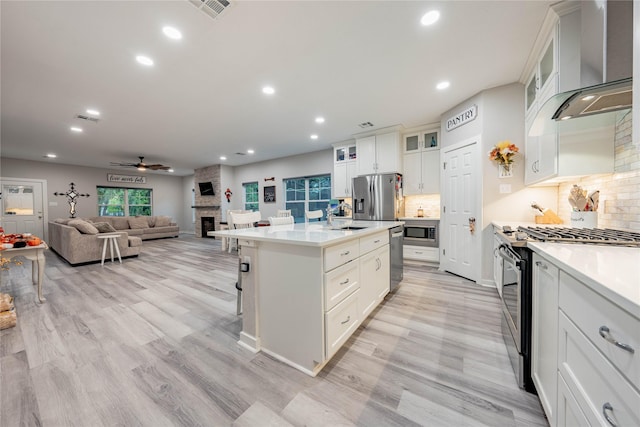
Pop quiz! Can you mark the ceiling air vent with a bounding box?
[188,0,232,20]
[358,121,374,128]
[75,114,99,123]
[234,152,246,155]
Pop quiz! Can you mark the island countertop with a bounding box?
[212,220,403,248]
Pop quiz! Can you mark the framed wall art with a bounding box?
[263,185,276,203]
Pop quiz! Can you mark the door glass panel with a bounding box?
[348,146,356,160]
[405,135,420,152]
[424,132,438,149]
[539,40,554,89]
[2,185,34,215]
[526,74,537,110]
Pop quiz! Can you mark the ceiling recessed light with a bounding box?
[262,86,275,95]
[247,149,255,154]
[421,10,440,26]
[436,81,450,90]
[167,169,174,173]
[310,134,318,140]
[136,55,154,66]
[581,95,595,101]
[315,117,325,124]
[70,126,83,132]
[45,153,57,158]
[86,109,100,116]
[162,26,182,40]
[220,156,227,161]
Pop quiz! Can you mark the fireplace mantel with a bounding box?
[191,205,220,209]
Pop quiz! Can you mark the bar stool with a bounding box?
[229,211,261,315]
[305,210,323,222]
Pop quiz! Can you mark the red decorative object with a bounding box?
[224,188,233,202]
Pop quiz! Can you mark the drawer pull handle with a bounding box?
[602,402,617,427]
[599,326,635,354]
[341,315,351,325]
[535,261,548,270]
[374,239,380,243]
[340,251,350,256]
[415,251,423,254]
[340,278,349,285]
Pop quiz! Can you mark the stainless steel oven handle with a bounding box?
[498,244,521,268]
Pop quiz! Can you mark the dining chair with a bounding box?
[277,209,292,217]
[229,210,261,315]
[305,210,323,222]
[268,215,294,226]
[226,209,246,253]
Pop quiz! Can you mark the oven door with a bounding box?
[498,244,522,351]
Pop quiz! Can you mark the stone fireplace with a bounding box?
[193,165,222,238]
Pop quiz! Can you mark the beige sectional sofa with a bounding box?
[48,215,179,265]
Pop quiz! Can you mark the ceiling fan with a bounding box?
[110,156,171,171]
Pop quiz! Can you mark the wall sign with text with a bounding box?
[446,105,478,132]
[107,174,147,184]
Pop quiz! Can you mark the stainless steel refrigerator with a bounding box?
[352,173,404,221]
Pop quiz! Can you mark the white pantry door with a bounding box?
[441,139,480,282]
[1,178,46,237]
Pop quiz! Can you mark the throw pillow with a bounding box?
[154,216,171,227]
[93,222,117,233]
[68,219,99,235]
[147,216,157,227]
[110,217,130,230]
[128,217,149,229]
[54,218,72,224]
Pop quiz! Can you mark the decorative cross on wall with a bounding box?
[54,182,90,218]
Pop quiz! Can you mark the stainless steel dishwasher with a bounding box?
[389,225,404,290]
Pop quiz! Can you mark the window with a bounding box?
[97,187,152,216]
[284,175,331,223]
[243,182,259,211]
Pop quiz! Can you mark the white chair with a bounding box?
[305,210,323,222]
[277,209,292,217]
[226,209,246,253]
[229,210,261,315]
[268,216,294,226]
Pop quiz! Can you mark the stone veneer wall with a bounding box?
[557,111,640,231]
[194,164,222,238]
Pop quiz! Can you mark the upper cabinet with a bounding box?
[355,131,402,176]
[402,128,440,195]
[332,142,356,198]
[525,33,558,118]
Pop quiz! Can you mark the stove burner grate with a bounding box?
[517,226,640,246]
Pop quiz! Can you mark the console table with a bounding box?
[1,242,48,303]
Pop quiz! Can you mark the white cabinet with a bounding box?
[493,234,502,287]
[403,129,438,153]
[332,143,357,197]
[325,288,360,359]
[525,34,557,117]
[356,131,402,176]
[403,245,438,263]
[358,231,389,318]
[531,253,559,427]
[404,150,440,195]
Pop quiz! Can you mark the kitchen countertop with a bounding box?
[528,242,640,316]
[399,217,440,221]
[211,219,403,248]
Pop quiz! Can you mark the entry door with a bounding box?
[441,140,480,282]
[1,179,45,236]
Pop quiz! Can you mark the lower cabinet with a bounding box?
[325,289,360,358]
[359,245,389,318]
[531,250,640,427]
[403,245,439,262]
[531,253,559,427]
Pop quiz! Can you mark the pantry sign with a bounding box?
[446,105,477,132]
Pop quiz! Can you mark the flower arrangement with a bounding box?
[489,140,519,165]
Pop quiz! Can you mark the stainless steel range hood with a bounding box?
[529,77,632,137]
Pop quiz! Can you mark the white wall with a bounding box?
[181,175,195,234]
[1,157,186,229]
[439,83,557,286]
[228,149,333,219]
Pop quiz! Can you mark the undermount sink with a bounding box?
[339,226,367,230]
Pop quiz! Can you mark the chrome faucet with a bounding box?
[327,201,352,226]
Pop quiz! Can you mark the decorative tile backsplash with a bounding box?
[557,111,640,231]
[404,194,441,218]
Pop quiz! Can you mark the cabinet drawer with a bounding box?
[324,240,359,272]
[403,245,438,262]
[558,311,640,427]
[557,373,590,427]
[324,261,359,311]
[559,271,639,388]
[359,231,388,255]
[325,289,360,359]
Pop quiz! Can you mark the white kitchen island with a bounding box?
[213,220,403,376]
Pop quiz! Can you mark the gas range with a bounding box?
[498,225,640,248]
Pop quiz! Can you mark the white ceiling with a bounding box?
[1,0,554,176]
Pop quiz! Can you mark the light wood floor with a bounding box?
[0,235,547,426]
